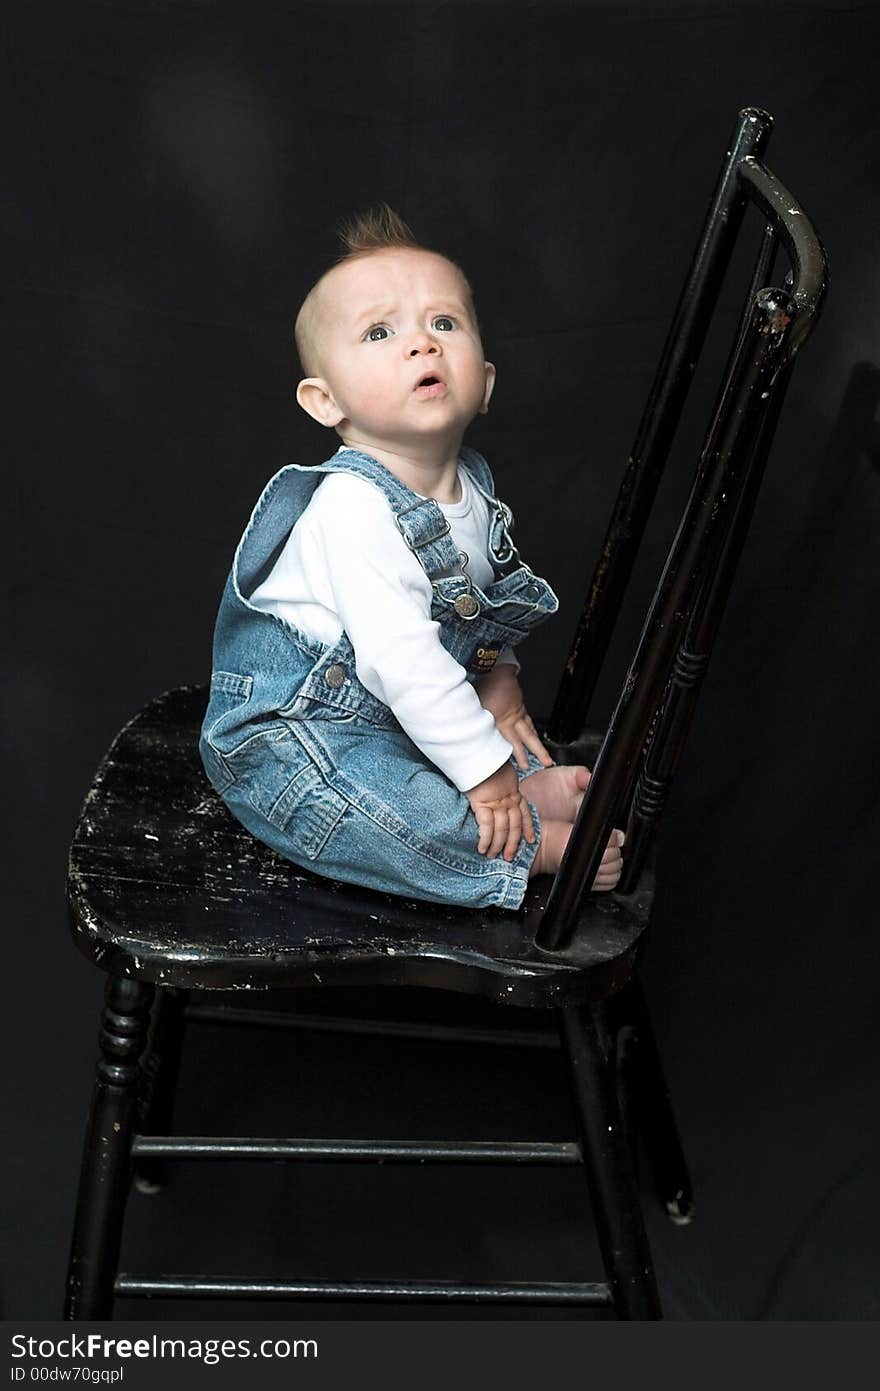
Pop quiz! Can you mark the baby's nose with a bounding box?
[407,329,440,354]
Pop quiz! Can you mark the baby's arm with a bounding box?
[474,661,555,771]
[314,477,515,792]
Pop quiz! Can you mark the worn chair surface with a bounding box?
[69,685,652,1007]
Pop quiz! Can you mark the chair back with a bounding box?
[537,107,828,951]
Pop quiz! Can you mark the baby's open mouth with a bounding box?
[414,375,447,396]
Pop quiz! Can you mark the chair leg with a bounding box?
[64,974,155,1319]
[615,975,695,1224]
[134,986,188,1194]
[558,1000,663,1319]
[614,1021,640,1180]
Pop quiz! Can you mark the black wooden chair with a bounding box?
[64,108,827,1320]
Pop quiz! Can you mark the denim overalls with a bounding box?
[199,445,559,910]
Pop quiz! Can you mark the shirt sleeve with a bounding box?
[309,478,514,791]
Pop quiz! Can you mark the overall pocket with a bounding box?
[199,670,254,793]
[228,723,349,862]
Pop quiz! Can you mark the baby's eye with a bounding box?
[364,323,391,342]
[432,316,456,332]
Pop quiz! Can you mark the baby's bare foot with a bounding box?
[520,764,590,824]
[529,819,572,877]
[528,816,624,891]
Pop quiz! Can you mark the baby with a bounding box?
[199,204,623,910]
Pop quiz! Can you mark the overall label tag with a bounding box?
[473,645,500,673]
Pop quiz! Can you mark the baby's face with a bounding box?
[298,248,495,454]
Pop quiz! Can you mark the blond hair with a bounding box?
[294,202,477,378]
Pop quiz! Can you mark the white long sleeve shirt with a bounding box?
[248,451,519,791]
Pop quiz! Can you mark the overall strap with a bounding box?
[320,448,465,582]
[459,446,522,575]
[233,448,523,602]
[233,464,325,599]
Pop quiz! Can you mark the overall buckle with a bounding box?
[393,500,451,552]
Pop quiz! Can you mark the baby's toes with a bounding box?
[566,766,590,819]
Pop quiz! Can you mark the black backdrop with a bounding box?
[4,0,880,1320]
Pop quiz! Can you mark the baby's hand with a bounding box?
[465,761,537,862]
[475,665,554,771]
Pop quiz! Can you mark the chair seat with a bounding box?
[68,687,654,1007]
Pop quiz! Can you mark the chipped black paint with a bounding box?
[67,686,653,1009]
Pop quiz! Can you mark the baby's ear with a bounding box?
[296,378,344,428]
[478,361,496,416]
